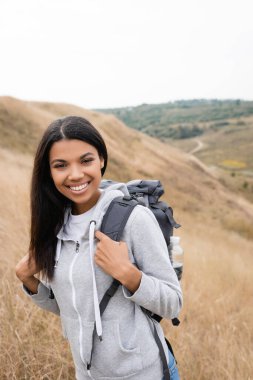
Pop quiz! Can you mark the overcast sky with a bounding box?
[0,0,253,108]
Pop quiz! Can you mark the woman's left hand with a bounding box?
[95,231,142,292]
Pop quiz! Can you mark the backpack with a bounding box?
[100,179,182,283]
[97,179,182,380]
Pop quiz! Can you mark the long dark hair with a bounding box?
[29,116,108,280]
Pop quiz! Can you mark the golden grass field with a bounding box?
[0,97,253,379]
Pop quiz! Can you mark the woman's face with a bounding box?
[49,139,104,214]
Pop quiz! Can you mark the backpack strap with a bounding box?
[144,309,171,380]
[100,196,139,241]
[99,279,121,316]
[99,196,139,315]
[153,323,171,380]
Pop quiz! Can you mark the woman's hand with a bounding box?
[95,231,142,293]
[15,253,41,294]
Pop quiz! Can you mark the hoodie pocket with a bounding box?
[92,319,143,377]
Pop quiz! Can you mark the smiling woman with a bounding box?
[15,116,182,380]
[49,139,104,214]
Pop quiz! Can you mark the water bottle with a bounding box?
[170,236,184,281]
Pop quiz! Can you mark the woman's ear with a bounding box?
[100,157,104,169]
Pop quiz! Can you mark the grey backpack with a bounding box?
[100,179,182,280]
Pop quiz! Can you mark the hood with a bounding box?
[92,181,129,227]
[55,182,130,342]
[56,181,129,241]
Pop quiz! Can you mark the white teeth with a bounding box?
[69,183,88,191]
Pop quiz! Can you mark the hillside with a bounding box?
[97,99,253,139]
[0,96,252,379]
[169,115,253,203]
[97,99,253,203]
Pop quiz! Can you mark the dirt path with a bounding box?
[189,139,205,155]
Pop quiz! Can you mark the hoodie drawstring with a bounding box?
[87,220,103,378]
[89,220,103,341]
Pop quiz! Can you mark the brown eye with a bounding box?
[53,163,67,168]
[81,158,94,164]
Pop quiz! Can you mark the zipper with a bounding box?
[75,241,80,253]
[68,250,86,365]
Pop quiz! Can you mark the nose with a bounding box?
[68,164,85,181]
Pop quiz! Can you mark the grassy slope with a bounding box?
[169,115,253,203]
[0,96,252,379]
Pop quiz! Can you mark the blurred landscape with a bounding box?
[98,99,253,204]
[0,96,252,379]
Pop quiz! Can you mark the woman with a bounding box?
[16,116,182,380]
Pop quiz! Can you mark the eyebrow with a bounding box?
[50,152,95,165]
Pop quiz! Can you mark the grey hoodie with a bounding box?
[23,183,182,380]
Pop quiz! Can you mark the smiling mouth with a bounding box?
[67,182,90,192]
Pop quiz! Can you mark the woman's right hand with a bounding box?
[15,253,41,294]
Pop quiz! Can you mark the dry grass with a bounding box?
[0,149,75,380]
[163,223,253,380]
[1,98,253,379]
